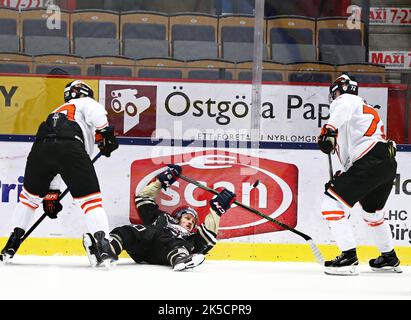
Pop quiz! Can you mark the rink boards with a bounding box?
[1,142,410,264]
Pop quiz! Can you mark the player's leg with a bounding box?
[360,182,401,273]
[160,238,204,271]
[1,142,55,262]
[320,194,359,276]
[59,141,117,267]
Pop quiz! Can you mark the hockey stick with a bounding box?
[179,174,325,265]
[327,153,334,180]
[20,152,103,242]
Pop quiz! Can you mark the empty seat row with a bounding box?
[0,54,386,83]
[0,9,366,65]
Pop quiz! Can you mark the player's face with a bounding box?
[179,214,196,232]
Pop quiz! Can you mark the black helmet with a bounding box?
[329,73,358,103]
[171,206,199,227]
[64,80,94,102]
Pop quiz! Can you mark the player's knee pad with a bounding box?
[19,188,42,210]
[362,209,385,227]
[321,194,346,222]
[74,192,103,214]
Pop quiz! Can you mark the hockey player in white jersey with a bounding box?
[318,73,400,276]
[1,80,119,268]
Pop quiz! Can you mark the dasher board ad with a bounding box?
[99,80,388,142]
[0,142,409,248]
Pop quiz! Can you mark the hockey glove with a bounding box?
[157,165,182,190]
[318,126,338,154]
[210,188,236,216]
[324,170,342,192]
[95,126,119,157]
[43,190,62,219]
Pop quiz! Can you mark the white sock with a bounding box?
[10,202,36,232]
[83,206,110,237]
[328,218,357,252]
[367,221,394,253]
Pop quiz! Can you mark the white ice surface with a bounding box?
[1,256,411,300]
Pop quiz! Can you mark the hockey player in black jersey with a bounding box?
[83,165,236,271]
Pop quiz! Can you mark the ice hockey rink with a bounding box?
[1,255,411,300]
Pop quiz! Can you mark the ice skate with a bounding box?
[83,231,118,269]
[1,228,25,264]
[369,250,402,273]
[172,253,205,271]
[324,249,359,276]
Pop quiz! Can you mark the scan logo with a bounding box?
[104,84,157,137]
[129,150,298,239]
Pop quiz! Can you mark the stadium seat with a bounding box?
[34,54,84,75]
[136,58,186,79]
[120,11,169,59]
[0,53,33,74]
[336,63,386,84]
[0,8,20,53]
[219,15,269,62]
[85,56,135,77]
[235,60,286,81]
[21,9,70,55]
[71,10,120,57]
[287,62,335,83]
[267,16,316,63]
[170,13,218,60]
[185,59,235,80]
[316,17,365,64]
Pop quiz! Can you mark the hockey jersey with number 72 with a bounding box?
[325,93,387,171]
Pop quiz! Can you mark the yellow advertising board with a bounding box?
[0,76,99,135]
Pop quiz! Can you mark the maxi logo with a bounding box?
[0,86,18,107]
[104,84,157,137]
[129,151,298,239]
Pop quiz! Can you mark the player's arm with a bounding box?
[318,98,351,154]
[135,165,182,225]
[194,189,236,254]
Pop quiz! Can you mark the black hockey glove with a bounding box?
[157,165,182,190]
[43,190,62,219]
[95,126,119,157]
[210,188,236,216]
[318,126,338,154]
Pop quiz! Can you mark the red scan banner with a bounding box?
[129,150,298,239]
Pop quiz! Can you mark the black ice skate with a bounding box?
[83,231,118,268]
[324,248,359,276]
[1,228,25,263]
[369,250,402,273]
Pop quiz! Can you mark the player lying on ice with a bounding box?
[318,73,401,276]
[83,165,236,271]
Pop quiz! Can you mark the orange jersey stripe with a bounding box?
[81,198,102,210]
[326,216,344,221]
[84,204,103,214]
[322,211,345,216]
[19,200,38,210]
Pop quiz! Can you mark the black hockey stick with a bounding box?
[179,174,325,265]
[20,152,103,243]
[327,153,334,180]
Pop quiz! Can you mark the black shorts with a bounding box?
[23,139,100,198]
[326,142,397,213]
